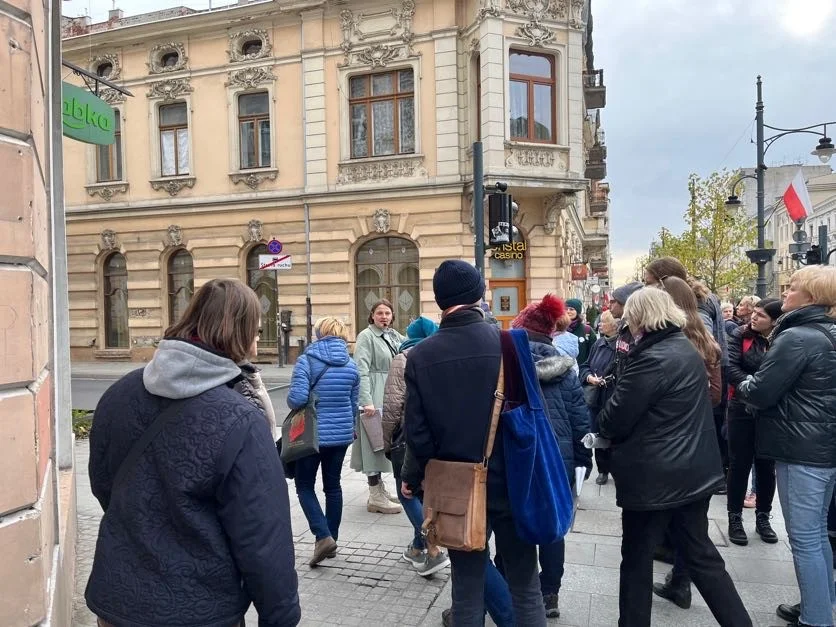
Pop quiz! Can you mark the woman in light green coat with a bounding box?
[352,299,405,514]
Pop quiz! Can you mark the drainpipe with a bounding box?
[301,19,313,347]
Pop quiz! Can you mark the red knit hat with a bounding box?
[511,294,566,336]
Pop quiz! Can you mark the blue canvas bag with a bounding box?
[500,329,574,544]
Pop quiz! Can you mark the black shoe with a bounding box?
[775,603,800,623]
[595,472,609,485]
[652,578,692,609]
[728,512,748,546]
[442,608,452,627]
[543,592,560,618]
[755,512,779,544]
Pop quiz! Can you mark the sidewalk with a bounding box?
[71,360,293,386]
[73,437,798,626]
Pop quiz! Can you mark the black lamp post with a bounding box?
[726,76,836,299]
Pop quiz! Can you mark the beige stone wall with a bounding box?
[1,0,74,624]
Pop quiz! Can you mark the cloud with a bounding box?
[610,249,647,286]
[778,0,834,37]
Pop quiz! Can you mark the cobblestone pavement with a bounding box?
[74,438,799,626]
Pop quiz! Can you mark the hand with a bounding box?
[587,375,602,386]
[401,483,413,499]
[362,405,376,417]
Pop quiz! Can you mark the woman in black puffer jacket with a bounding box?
[725,298,782,547]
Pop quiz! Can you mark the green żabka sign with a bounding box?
[62,82,115,145]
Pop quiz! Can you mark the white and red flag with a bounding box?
[783,169,814,223]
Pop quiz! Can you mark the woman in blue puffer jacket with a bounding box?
[287,316,359,567]
[511,294,592,619]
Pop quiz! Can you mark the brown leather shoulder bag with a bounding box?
[420,357,505,552]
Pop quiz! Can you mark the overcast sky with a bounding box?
[68,0,836,284]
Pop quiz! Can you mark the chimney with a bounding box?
[108,8,123,21]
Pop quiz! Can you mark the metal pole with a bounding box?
[303,201,313,346]
[473,142,485,277]
[755,76,768,298]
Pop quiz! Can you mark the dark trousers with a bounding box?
[726,418,776,514]
[595,447,612,474]
[538,539,565,595]
[829,492,836,534]
[293,445,349,541]
[620,498,751,627]
[448,505,547,627]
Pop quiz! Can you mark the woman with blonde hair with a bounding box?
[597,287,750,627]
[737,265,836,627]
[86,278,300,627]
[287,316,360,566]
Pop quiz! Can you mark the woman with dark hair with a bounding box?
[352,299,405,514]
[86,278,300,627]
[565,298,597,364]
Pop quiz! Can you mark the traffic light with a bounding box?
[488,192,513,247]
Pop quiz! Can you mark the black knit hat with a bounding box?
[757,298,783,321]
[433,260,485,310]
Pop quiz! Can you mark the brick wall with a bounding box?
[1,0,75,624]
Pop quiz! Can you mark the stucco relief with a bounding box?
[86,183,128,201]
[372,208,391,234]
[146,78,193,101]
[505,144,568,171]
[89,53,122,81]
[230,170,278,190]
[99,88,126,105]
[516,20,556,46]
[228,29,272,63]
[506,0,568,20]
[100,229,117,250]
[226,66,275,89]
[337,156,427,185]
[148,42,188,74]
[477,0,500,19]
[150,177,195,196]
[166,225,183,247]
[247,219,264,242]
[339,1,417,67]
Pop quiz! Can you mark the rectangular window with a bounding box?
[509,51,556,143]
[96,113,122,182]
[238,92,271,169]
[349,69,415,159]
[159,103,189,176]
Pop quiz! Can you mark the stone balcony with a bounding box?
[583,69,606,110]
[590,181,609,215]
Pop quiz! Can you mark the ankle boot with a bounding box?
[379,480,401,504]
[755,511,779,543]
[652,570,691,609]
[728,512,748,546]
[367,483,402,514]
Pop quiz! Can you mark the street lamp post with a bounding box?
[727,76,836,299]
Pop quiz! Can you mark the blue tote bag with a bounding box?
[500,329,574,544]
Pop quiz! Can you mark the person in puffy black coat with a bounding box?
[737,266,836,627]
[724,298,782,547]
[86,279,300,627]
[597,287,750,627]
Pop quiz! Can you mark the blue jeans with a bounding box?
[294,445,349,541]
[391,453,426,550]
[776,462,836,627]
[538,540,565,595]
[484,558,515,627]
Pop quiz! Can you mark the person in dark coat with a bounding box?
[565,298,597,364]
[737,266,836,627]
[597,287,750,627]
[724,298,782,547]
[511,294,592,619]
[402,259,547,627]
[86,278,300,627]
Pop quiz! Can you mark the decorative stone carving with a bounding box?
[148,42,188,74]
[372,208,391,234]
[101,229,117,250]
[129,308,150,319]
[226,66,276,89]
[99,88,126,105]
[570,0,586,28]
[477,0,500,19]
[167,225,183,247]
[339,1,417,67]
[146,78,193,101]
[505,144,567,170]
[150,177,195,196]
[87,183,128,201]
[89,53,122,81]
[337,156,427,185]
[228,28,272,63]
[517,19,556,46]
[247,219,264,242]
[132,336,160,348]
[230,170,278,190]
[506,0,568,20]
[543,193,574,235]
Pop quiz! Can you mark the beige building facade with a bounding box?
[2,0,76,624]
[62,0,610,362]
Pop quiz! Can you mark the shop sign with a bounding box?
[570,263,588,281]
[493,241,526,261]
[62,82,115,145]
[592,266,608,278]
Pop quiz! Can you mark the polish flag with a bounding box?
[783,170,813,223]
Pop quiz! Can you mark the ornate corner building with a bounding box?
[62,0,610,361]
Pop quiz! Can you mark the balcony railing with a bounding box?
[590,181,609,214]
[583,69,606,110]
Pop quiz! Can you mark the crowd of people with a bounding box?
[82,256,836,627]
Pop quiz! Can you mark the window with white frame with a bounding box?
[238,92,271,169]
[349,69,415,159]
[159,102,190,176]
[96,112,122,182]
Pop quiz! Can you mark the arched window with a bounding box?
[247,245,277,348]
[103,253,129,348]
[167,249,194,326]
[355,236,419,335]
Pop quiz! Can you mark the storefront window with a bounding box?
[355,236,419,335]
[247,245,277,349]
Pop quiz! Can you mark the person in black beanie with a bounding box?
[402,260,547,627]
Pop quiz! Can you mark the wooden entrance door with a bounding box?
[490,280,527,329]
